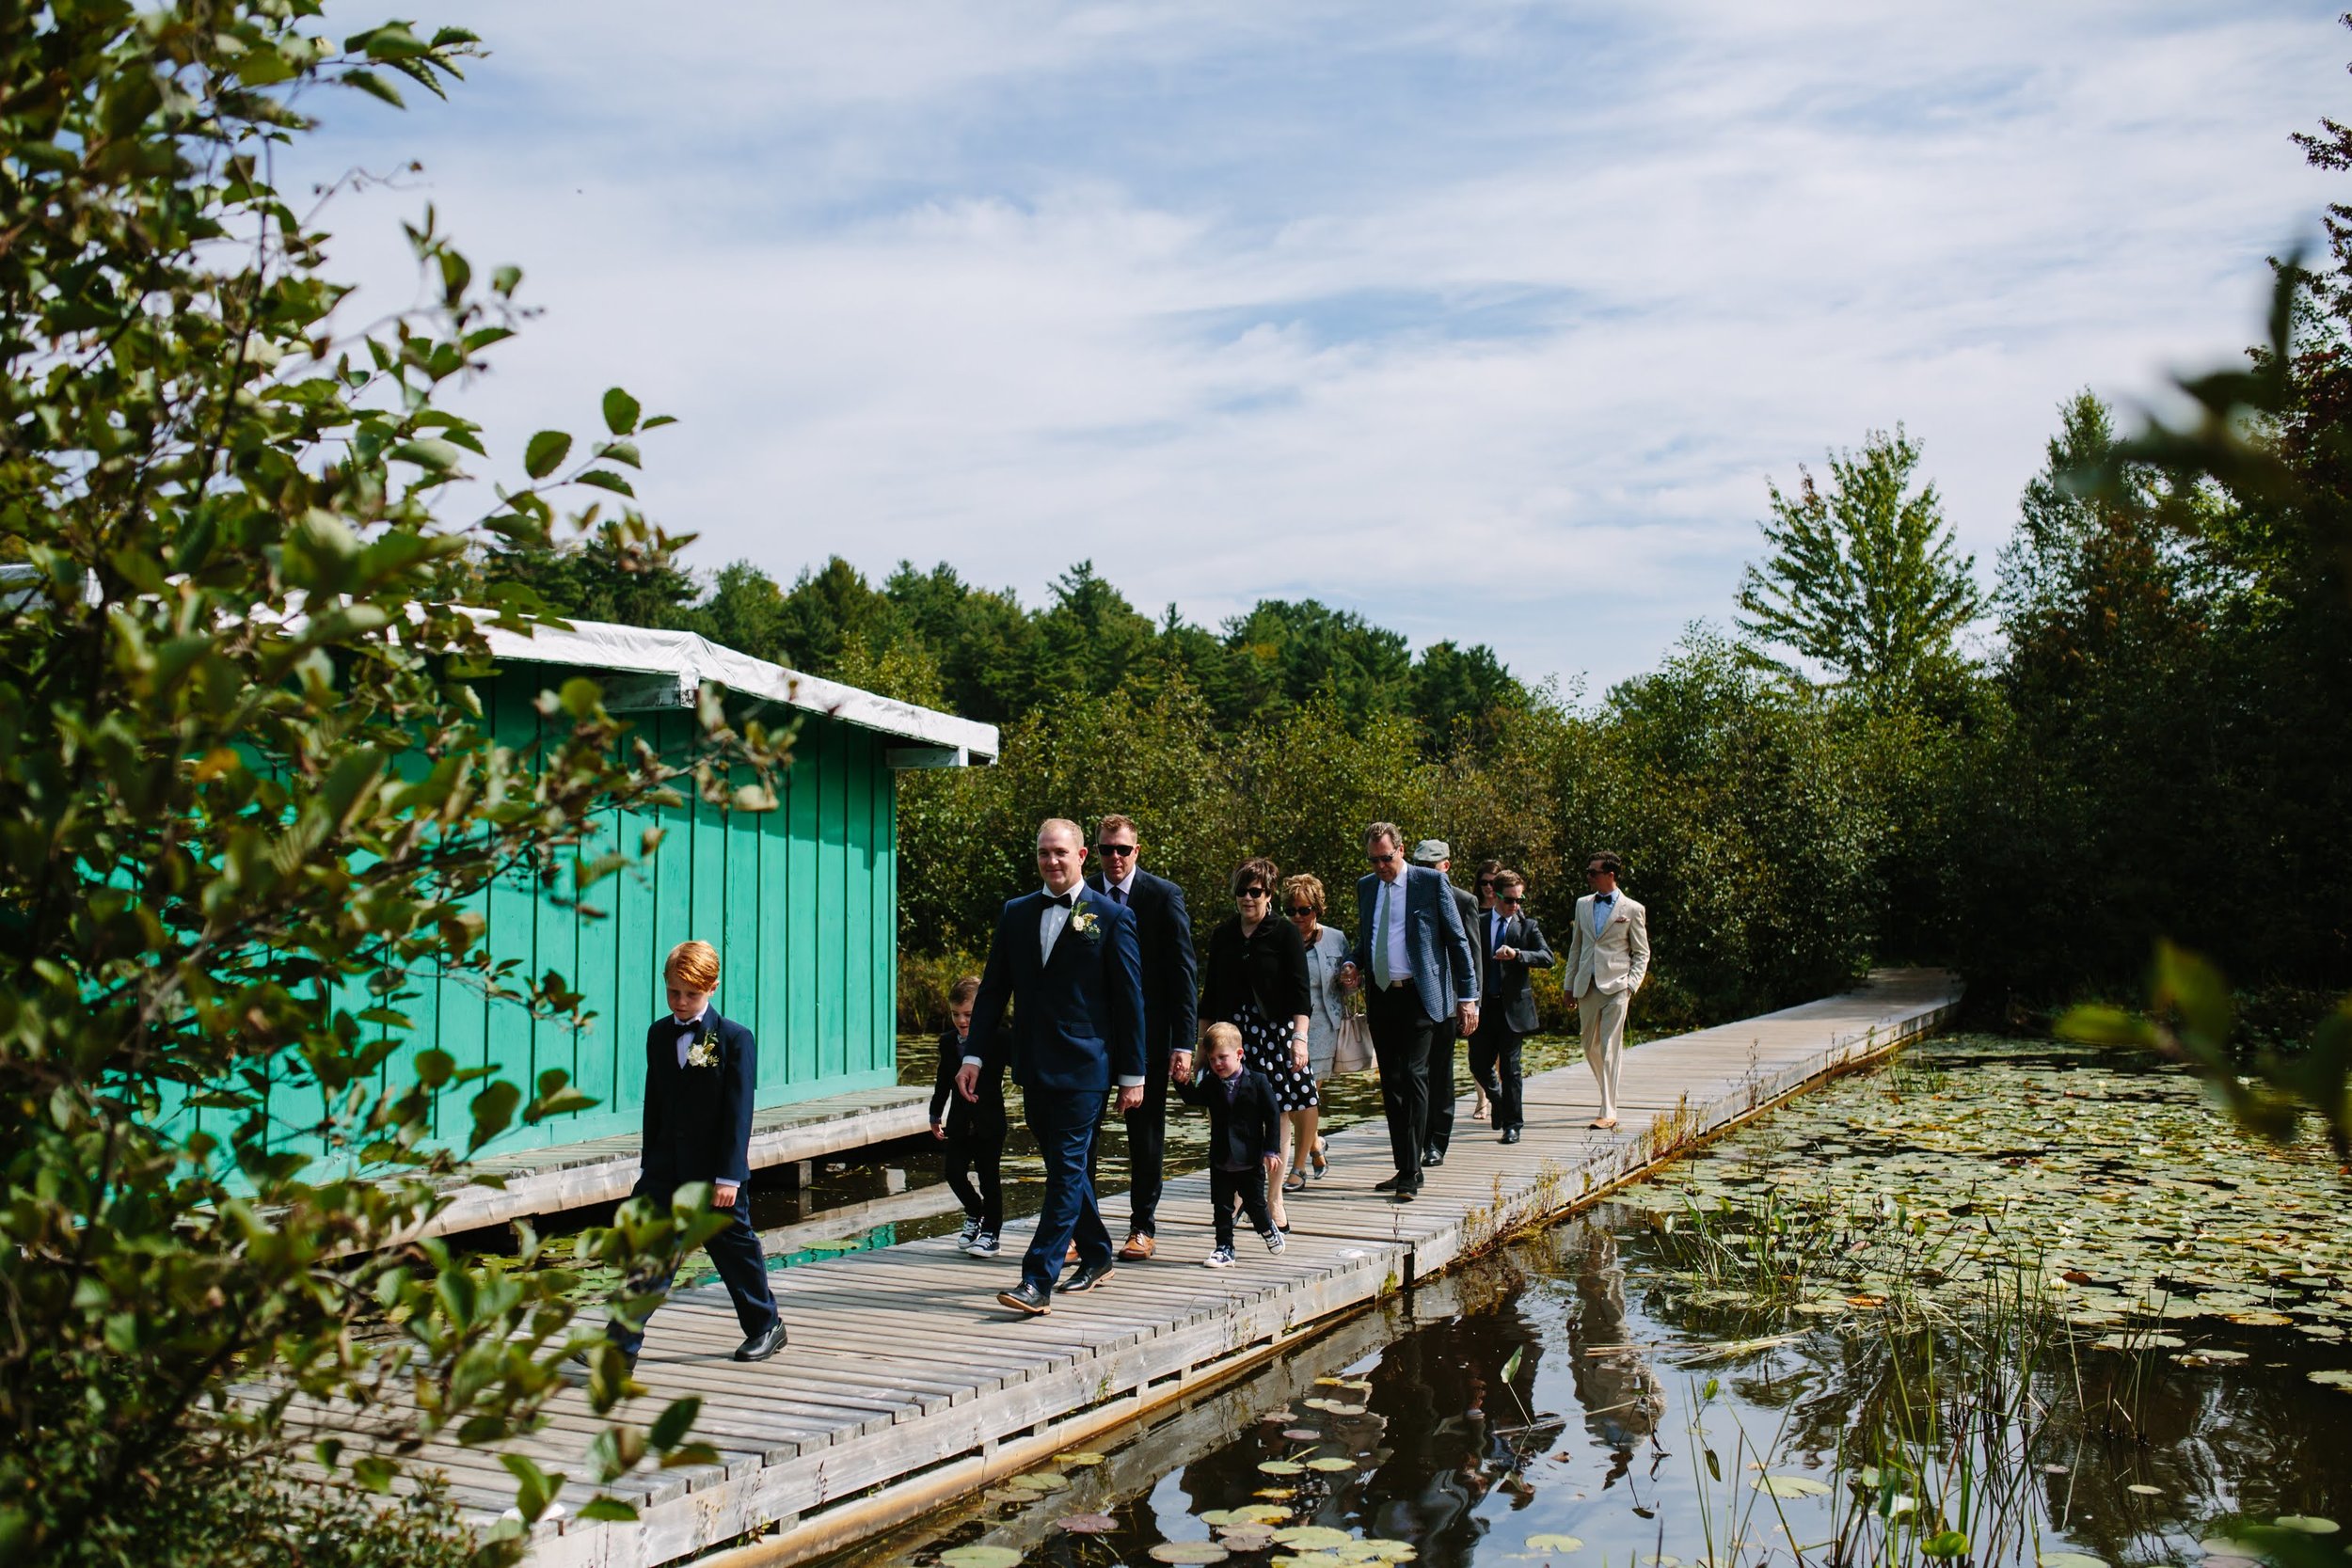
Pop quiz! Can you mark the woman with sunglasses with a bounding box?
[1280,873,1344,1188]
[1197,856,1313,1231]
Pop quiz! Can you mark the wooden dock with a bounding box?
[418,1085,933,1241]
[322,969,1962,1565]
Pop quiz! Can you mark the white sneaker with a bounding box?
[1204,1245,1236,1268]
[966,1231,1000,1257]
[957,1213,982,1246]
[1263,1229,1286,1255]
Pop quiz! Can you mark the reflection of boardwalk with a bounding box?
[310,969,1960,1566]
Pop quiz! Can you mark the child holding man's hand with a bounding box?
[1175,1022,1286,1267]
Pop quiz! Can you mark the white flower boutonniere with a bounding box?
[685,1029,721,1069]
[1069,908,1103,943]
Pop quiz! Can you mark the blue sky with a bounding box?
[295,1,2344,693]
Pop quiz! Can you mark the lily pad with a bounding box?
[1274,1528,1354,1551]
[1526,1536,1585,1553]
[1055,1450,1105,1466]
[1754,1475,1833,1497]
[1258,1460,1305,1476]
[1006,1472,1069,1492]
[941,1549,1025,1568]
[1272,1556,1343,1568]
[1220,1528,1279,1552]
[1232,1505,1295,1524]
[2274,1517,2340,1535]
[2126,1484,2164,1497]
[1057,1514,1120,1534]
[1150,1544,1232,1565]
[1283,1429,1324,1441]
[2039,1554,2107,1568]
[1342,1543,1416,1563]
[1307,1457,1358,1472]
[2312,1370,2352,1390]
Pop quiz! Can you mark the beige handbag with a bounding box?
[1331,1000,1374,1075]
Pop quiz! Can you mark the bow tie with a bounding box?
[1044,892,1075,909]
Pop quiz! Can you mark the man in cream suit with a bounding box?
[1563,850,1649,1129]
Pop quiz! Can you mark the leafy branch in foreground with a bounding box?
[1,5,781,1564]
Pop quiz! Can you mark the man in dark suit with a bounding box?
[1409,839,1483,1168]
[959,817,1147,1314]
[1086,813,1198,1262]
[606,940,786,1369]
[1344,822,1478,1201]
[1472,868,1553,1143]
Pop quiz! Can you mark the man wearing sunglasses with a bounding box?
[1344,822,1478,1200]
[1473,869,1552,1144]
[1084,814,1198,1261]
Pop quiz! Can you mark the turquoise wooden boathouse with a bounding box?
[392,616,997,1167]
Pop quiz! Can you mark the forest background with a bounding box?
[493,354,2352,1039]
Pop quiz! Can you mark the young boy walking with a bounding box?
[607,940,787,1370]
[930,975,1007,1256]
[1176,1022,1286,1267]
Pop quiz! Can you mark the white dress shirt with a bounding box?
[673,1007,708,1069]
[1039,884,1078,963]
[1103,866,1137,904]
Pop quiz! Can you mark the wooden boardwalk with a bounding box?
[318,969,1961,1566]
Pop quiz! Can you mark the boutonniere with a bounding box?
[685,1027,721,1069]
[1069,908,1103,942]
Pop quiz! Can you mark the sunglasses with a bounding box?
[1497,894,1524,905]
[1367,851,1400,865]
[1475,879,1494,890]
[1236,887,1269,899]
[1095,842,1137,856]
[1286,905,1315,917]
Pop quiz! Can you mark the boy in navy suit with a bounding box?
[607,941,787,1369]
[930,974,1006,1255]
[1175,1023,1285,1266]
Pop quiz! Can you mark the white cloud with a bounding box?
[293,0,2344,692]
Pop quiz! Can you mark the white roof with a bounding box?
[477,616,999,762]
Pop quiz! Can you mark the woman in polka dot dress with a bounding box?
[1199,855,1313,1231]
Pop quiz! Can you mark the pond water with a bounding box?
[830,1037,2352,1568]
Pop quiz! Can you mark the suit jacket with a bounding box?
[967,886,1147,1095]
[1475,909,1555,1037]
[1351,864,1478,1022]
[929,1027,1005,1137]
[639,1008,757,1188]
[1176,1066,1282,1170]
[1087,867,1198,1061]
[1565,891,1650,998]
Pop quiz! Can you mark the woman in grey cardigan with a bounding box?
[1281,872,1349,1190]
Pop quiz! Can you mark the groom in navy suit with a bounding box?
[959,817,1146,1315]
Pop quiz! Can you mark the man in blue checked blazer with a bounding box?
[958,817,1146,1315]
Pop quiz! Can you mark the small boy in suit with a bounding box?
[1176,1022,1285,1267]
[607,940,787,1369]
[930,974,1007,1256]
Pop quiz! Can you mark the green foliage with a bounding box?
[0,5,772,1563]
[1736,426,1985,707]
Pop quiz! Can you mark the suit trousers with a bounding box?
[608,1177,778,1357]
[1209,1164,1275,1249]
[1366,982,1438,1184]
[1087,1048,1171,1236]
[1578,987,1631,1118]
[1024,1089,1114,1294]
[1469,1024,1524,1132]
[942,1117,1005,1234]
[1423,1014,1459,1155]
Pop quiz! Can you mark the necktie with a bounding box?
[1110,883,1127,907]
[1373,879,1393,989]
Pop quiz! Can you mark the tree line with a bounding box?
[491,364,2351,1032]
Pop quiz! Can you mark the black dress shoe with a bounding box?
[1500,1128,1522,1145]
[1391,1182,1420,1203]
[997,1281,1053,1315]
[1063,1258,1116,1292]
[1423,1148,1445,1167]
[1373,1173,1406,1193]
[733,1320,788,1362]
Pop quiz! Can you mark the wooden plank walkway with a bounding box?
[317,969,1961,1565]
[417,1085,932,1241]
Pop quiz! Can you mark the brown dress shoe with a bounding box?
[1119,1232,1155,1261]
[1066,1241,1080,1262]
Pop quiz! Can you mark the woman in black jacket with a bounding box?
[1199,856,1312,1229]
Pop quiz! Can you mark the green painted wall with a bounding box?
[190,672,901,1165]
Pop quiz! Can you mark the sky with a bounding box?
[292,1,2346,694]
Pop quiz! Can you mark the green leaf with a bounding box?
[342,68,405,107]
[601,387,641,435]
[524,430,572,479]
[575,1497,638,1522]
[500,1452,564,1523]
[389,437,469,471]
[650,1395,702,1451]
[575,468,635,497]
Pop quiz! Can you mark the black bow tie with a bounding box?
[1045,892,1075,909]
